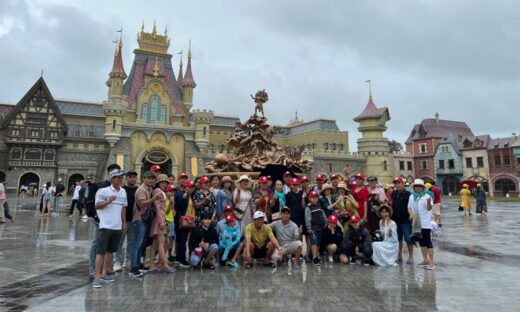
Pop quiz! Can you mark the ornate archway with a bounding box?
[67,173,85,195]
[135,146,178,178]
[18,171,41,196]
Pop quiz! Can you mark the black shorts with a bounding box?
[97,229,121,255]
[252,245,268,259]
[419,229,433,249]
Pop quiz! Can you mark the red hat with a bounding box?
[330,174,339,180]
[290,178,300,185]
[179,172,188,179]
[224,205,233,212]
[350,215,361,223]
[150,165,161,172]
[225,214,236,223]
[258,176,269,184]
[353,173,365,181]
[301,175,310,183]
[350,181,358,187]
[199,176,210,184]
[283,171,292,177]
[184,180,195,188]
[393,176,404,184]
[327,215,338,223]
[309,191,319,198]
[316,174,326,182]
[267,175,272,180]
[165,184,175,192]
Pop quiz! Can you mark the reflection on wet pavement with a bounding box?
[0,196,519,311]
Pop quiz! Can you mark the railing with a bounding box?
[8,160,56,167]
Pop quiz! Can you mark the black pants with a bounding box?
[68,199,82,215]
[343,240,373,258]
[175,228,190,263]
[4,201,13,220]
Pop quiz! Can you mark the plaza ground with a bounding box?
[0,195,519,312]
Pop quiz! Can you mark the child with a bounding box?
[219,214,241,268]
[305,191,327,266]
[164,184,176,262]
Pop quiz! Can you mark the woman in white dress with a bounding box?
[372,204,398,266]
[233,175,254,230]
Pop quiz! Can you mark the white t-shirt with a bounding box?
[95,185,127,230]
[407,193,432,229]
[72,185,81,200]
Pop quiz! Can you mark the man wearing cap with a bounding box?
[390,177,414,264]
[219,214,241,268]
[330,174,340,195]
[113,171,138,271]
[286,177,306,231]
[282,171,292,194]
[312,173,327,193]
[305,191,327,266]
[270,207,303,268]
[342,215,373,265]
[92,169,128,288]
[128,171,161,277]
[244,211,283,268]
[366,175,387,233]
[150,164,162,178]
[321,215,348,264]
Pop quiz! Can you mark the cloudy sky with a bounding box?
[1,0,519,150]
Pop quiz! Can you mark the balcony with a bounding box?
[8,160,56,167]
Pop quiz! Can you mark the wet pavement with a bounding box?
[0,194,519,311]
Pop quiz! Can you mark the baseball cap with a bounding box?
[143,171,155,178]
[225,214,236,223]
[281,206,291,214]
[393,176,404,184]
[301,176,310,183]
[258,176,269,184]
[283,171,292,177]
[126,171,138,177]
[150,165,161,172]
[350,215,361,223]
[184,180,195,188]
[290,178,300,185]
[316,174,326,182]
[327,215,338,223]
[224,205,234,212]
[253,211,265,219]
[199,176,210,184]
[179,172,188,179]
[165,184,175,192]
[309,191,319,198]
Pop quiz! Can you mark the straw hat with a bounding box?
[336,182,350,192]
[156,174,169,184]
[320,183,334,195]
[376,204,393,218]
[411,179,425,188]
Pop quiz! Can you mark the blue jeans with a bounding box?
[54,196,63,213]
[114,224,134,264]
[88,223,100,274]
[130,221,148,271]
[397,222,413,246]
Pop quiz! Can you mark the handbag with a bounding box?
[141,205,156,224]
[179,216,195,230]
[458,205,463,211]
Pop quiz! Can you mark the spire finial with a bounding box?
[152,20,157,36]
[365,79,372,102]
[164,25,168,37]
[188,39,192,58]
[41,69,44,77]
[141,21,144,33]
[116,27,123,48]
[153,56,159,78]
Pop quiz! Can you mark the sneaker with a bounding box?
[113,262,122,272]
[138,265,149,273]
[178,261,191,269]
[406,259,414,265]
[168,256,176,263]
[312,257,321,266]
[122,261,130,269]
[101,275,115,283]
[226,261,238,269]
[92,279,102,288]
[327,256,334,263]
[129,269,143,278]
[81,215,89,219]
[68,214,74,218]
[363,259,371,266]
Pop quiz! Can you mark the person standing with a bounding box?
[305,191,327,266]
[164,184,176,263]
[68,181,82,217]
[92,169,127,288]
[193,176,216,223]
[114,171,138,270]
[352,173,369,222]
[372,205,398,267]
[53,178,65,214]
[233,175,254,230]
[390,177,414,264]
[473,183,487,217]
[216,176,234,219]
[366,176,387,233]
[430,181,443,226]
[0,183,6,224]
[174,180,197,269]
[460,184,472,216]
[408,179,435,270]
[41,182,53,217]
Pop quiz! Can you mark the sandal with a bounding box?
[426,265,436,270]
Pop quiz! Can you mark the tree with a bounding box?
[389,140,403,153]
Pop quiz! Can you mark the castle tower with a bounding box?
[181,42,196,111]
[191,109,213,151]
[104,33,127,147]
[353,84,393,183]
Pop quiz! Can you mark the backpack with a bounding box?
[141,204,156,224]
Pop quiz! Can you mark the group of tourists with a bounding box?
[87,163,442,288]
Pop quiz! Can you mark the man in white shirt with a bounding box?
[92,169,127,288]
[68,181,82,217]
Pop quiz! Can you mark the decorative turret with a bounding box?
[182,41,196,110]
[106,33,127,98]
[103,98,127,147]
[191,109,213,151]
[136,21,170,55]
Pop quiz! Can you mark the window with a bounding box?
[25,149,41,160]
[11,129,20,136]
[477,157,484,167]
[383,160,388,171]
[448,159,455,169]
[49,131,58,138]
[407,161,412,170]
[504,155,511,165]
[494,155,501,166]
[10,148,22,160]
[332,143,336,151]
[44,150,54,161]
[149,95,159,123]
[420,160,428,170]
[30,130,40,138]
[339,144,344,151]
[465,158,473,168]
[203,127,207,136]
[26,112,47,124]
[74,129,81,137]
[159,105,166,121]
[399,161,405,171]
[439,160,445,169]
[312,143,316,149]
[419,144,427,154]
[142,104,148,121]
[112,120,116,130]
[307,144,311,150]
[324,143,329,150]
[441,146,449,152]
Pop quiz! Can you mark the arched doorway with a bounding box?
[140,149,173,177]
[442,176,460,195]
[494,178,516,196]
[67,173,85,195]
[0,171,5,183]
[19,172,40,196]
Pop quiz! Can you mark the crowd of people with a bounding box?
[84,163,446,289]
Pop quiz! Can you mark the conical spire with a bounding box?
[108,32,126,79]
[182,41,196,87]
[177,50,184,86]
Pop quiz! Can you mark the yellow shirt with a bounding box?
[165,199,175,222]
[245,223,275,248]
